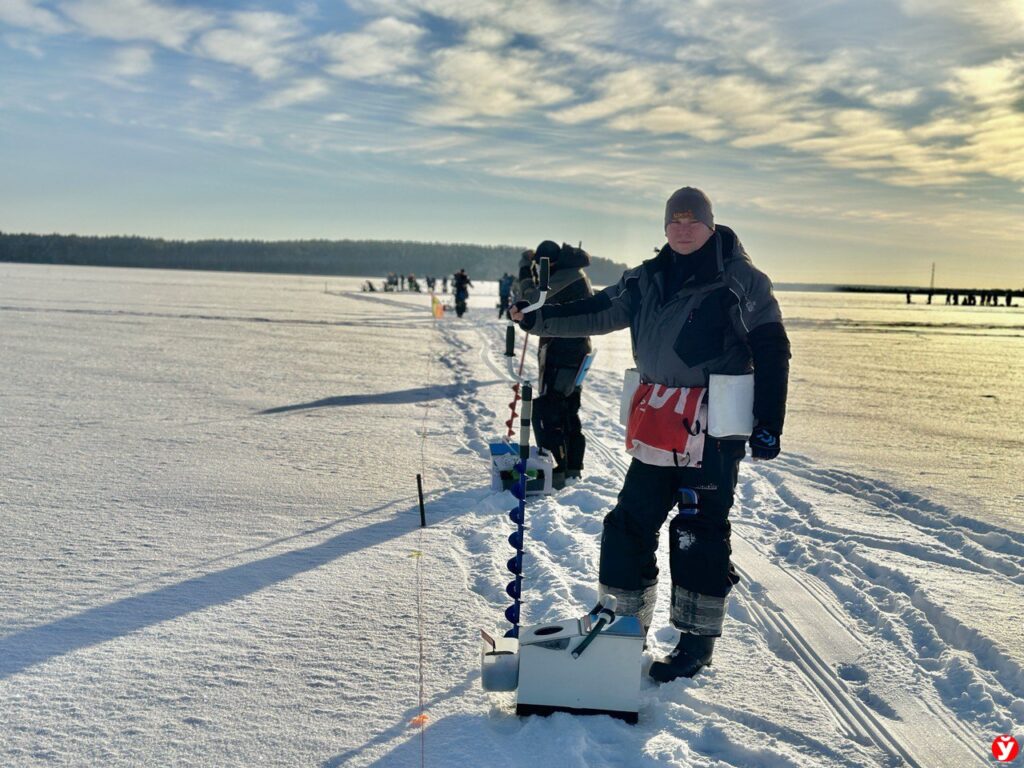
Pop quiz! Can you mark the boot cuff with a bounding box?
[598,582,658,631]
[670,586,726,636]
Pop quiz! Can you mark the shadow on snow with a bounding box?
[0,489,477,679]
[257,381,504,415]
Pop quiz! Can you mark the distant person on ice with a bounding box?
[512,187,791,683]
[453,268,473,318]
[515,243,593,489]
[497,272,515,318]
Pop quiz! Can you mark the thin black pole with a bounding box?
[416,473,426,527]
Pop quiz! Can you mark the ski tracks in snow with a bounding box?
[580,424,939,767]
[739,459,1024,740]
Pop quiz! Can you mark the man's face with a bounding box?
[666,216,713,255]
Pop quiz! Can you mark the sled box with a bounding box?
[516,615,643,723]
[488,442,556,496]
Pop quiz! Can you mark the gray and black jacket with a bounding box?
[525,226,790,433]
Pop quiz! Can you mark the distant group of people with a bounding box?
[905,290,1016,306]
[364,272,468,294]
[381,272,421,292]
[944,291,1015,307]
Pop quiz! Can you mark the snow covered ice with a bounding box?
[1,263,1022,767]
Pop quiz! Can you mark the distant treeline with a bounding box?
[0,232,630,284]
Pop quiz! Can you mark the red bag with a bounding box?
[625,382,707,467]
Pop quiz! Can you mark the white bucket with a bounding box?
[707,373,755,439]
[481,635,520,692]
[619,368,640,426]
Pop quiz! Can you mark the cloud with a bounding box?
[3,32,46,57]
[187,75,230,99]
[609,106,726,142]
[463,25,510,49]
[0,0,68,34]
[261,77,330,109]
[929,57,1024,184]
[12,0,1024,214]
[945,56,1024,108]
[194,11,304,80]
[319,16,424,83]
[898,0,1024,44]
[346,0,595,38]
[109,45,152,78]
[787,109,975,186]
[747,190,1024,244]
[553,64,805,147]
[423,46,573,123]
[183,123,263,149]
[731,121,822,149]
[61,0,212,49]
[551,67,663,125]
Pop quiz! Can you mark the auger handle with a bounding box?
[572,594,617,659]
[519,383,533,460]
[519,257,550,314]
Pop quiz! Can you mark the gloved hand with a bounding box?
[511,300,537,331]
[749,426,781,460]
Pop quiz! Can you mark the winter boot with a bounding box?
[551,469,566,490]
[648,633,715,683]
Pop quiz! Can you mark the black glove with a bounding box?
[749,426,781,460]
[513,300,537,331]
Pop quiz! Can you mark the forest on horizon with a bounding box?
[0,232,630,284]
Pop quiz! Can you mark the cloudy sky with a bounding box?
[1,0,1022,287]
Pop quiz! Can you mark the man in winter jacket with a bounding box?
[511,187,791,683]
[515,241,593,488]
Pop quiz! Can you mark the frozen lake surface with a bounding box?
[1,263,1021,767]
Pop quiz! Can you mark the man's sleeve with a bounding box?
[728,267,791,434]
[531,268,639,338]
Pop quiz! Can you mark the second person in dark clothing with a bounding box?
[515,240,593,489]
[452,268,473,318]
[497,272,515,318]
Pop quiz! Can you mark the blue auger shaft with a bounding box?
[504,383,533,638]
[502,259,547,637]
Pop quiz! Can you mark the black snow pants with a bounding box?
[599,438,745,605]
[531,388,585,473]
